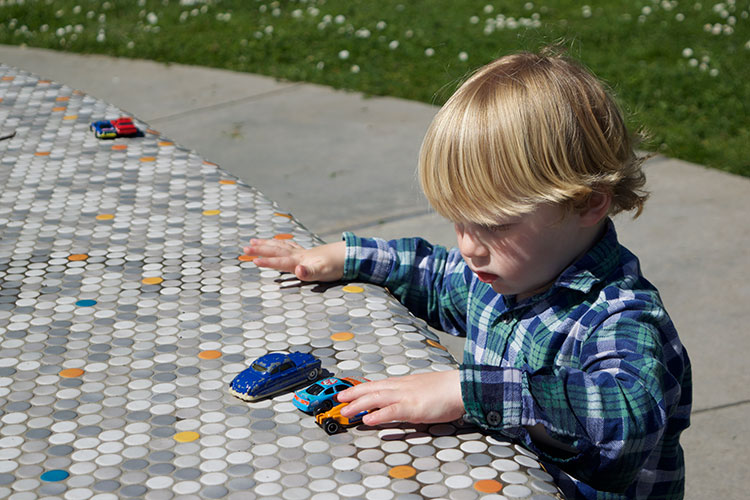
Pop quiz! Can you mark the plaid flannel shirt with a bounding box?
[343,220,691,499]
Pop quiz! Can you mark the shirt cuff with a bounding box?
[460,363,526,438]
[341,232,396,284]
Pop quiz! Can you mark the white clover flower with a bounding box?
[675,13,685,21]
[127,41,135,49]
[73,5,81,14]
[709,68,719,76]
[55,9,64,18]
[470,16,479,24]
[711,23,722,35]
[484,25,495,35]
[317,22,327,30]
[191,9,199,16]
[355,28,371,38]
[405,29,413,38]
[682,48,693,57]
[723,25,734,35]
[688,58,698,67]
[259,5,267,13]
[180,12,188,22]
[98,14,106,23]
[582,6,592,18]
[308,7,320,16]
[388,40,399,49]
[642,6,652,15]
[701,55,710,63]
[264,25,274,34]
[483,5,494,14]
[40,24,49,32]
[55,27,65,37]
[87,11,95,19]
[292,9,302,18]
[254,31,263,39]
[745,40,750,49]
[458,51,468,61]
[147,12,158,25]
[376,21,387,30]
[699,62,708,71]
[338,49,349,60]
[350,65,360,73]
[335,15,345,24]
[316,61,325,70]
[728,16,736,25]
[74,24,83,33]
[96,30,105,43]
[525,2,534,10]
[425,47,435,57]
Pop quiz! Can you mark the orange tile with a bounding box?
[474,480,503,494]
[59,368,85,378]
[389,466,417,479]
[273,234,293,240]
[67,254,88,261]
[199,350,222,360]
[331,332,355,342]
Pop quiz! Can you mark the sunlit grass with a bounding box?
[2,0,748,176]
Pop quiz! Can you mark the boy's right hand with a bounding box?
[243,239,346,282]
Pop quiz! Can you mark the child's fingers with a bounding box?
[252,256,299,273]
[338,382,400,416]
[245,239,302,257]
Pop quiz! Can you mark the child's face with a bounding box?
[454,203,594,300]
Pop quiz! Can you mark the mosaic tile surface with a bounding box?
[0,65,563,500]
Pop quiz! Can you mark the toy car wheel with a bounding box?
[313,400,334,416]
[306,368,320,381]
[323,418,340,435]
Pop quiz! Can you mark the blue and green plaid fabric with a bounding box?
[343,220,691,499]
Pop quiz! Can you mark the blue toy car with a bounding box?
[229,351,322,402]
[90,120,117,139]
[293,376,368,414]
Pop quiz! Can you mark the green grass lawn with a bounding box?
[2,0,749,176]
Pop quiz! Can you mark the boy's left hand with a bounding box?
[336,370,464,426]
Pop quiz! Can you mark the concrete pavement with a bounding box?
[2,44,749,499]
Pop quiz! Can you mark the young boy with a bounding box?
[245,52,691,499]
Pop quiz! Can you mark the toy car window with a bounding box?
[250,363,268,373]
[279,361,294,372]
[324,387,334,395]
[307,385,324,396]
[335,385,348,391]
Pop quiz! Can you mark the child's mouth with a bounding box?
[475,271,498,283]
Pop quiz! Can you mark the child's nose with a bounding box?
[456,228,489,258]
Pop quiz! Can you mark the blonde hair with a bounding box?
[418,51,648,225]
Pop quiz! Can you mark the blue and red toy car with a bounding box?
[229,351,322,402]
[90,120,117,139]
[293,376,368,414]
[90,117,138,139]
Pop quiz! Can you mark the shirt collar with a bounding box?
[553,218,620,294]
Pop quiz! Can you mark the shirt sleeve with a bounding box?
[460,305,687,493]
[342,232,469,336]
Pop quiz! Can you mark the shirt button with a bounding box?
[486,411,501,426]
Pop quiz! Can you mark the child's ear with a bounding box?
[579,190,612,227]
